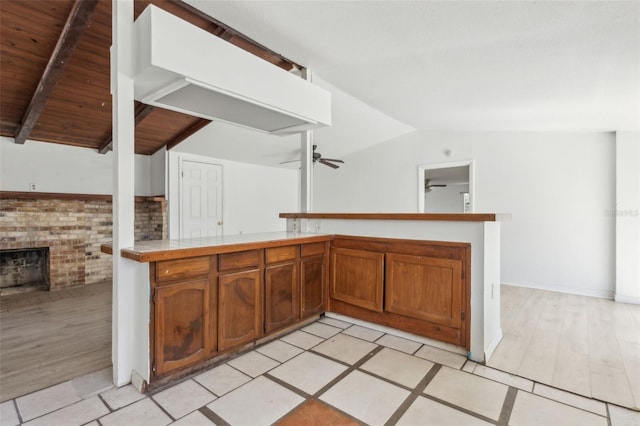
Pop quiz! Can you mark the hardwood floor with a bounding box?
[489,285,640,410]
[0,281,112,402]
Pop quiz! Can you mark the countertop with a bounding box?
[101,232,333,262]
[279,213,511,221]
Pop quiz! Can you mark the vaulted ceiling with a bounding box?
[0,0,297,155]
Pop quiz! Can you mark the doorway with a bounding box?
[180,160,223,238]
[418,161,474,213]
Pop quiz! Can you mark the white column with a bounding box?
[300,68,313,213]
[615,131,640,304]
[112,0,137,386]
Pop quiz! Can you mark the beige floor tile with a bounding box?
[313,334,378,365]
[100,384,145,410]
[509,391,607,426]
[0,401,19,426]
[473,365,533,391]
[462,361,478,373]
[375,334,421,354]
[533,383,606,416]
[302,322,342,339]
[342,325,385,342]
[269,352,347,395]
[415,345,466,369]
[320,370,410,425]
[207,377,304,426]
[71,367,113,399]
[16,381,81,422]
[397,396,492,426]
[152,380,216,420]
[227,351,280,378]
[424,366,507,421]
[83,422,99,426]
[256,340,303,363]
[361,347,434,389]
[194,364,251,397]
[24,397,108,426]
[608,403,640,426]
[590,361,636,408]
[171,410,216,425]
[318,317,353,329]
[100,398,172,426]
[280,331,325,350]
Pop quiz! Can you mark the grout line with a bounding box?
[12,398,23,425]
[497,386,518,426]
[421,393,499,425]
[148,394,176,422]
[263,373,311,399]
[199,405,230,426]
[97,393,114,412]
[383,363,441,426]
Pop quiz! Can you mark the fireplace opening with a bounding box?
[0,248,49,294]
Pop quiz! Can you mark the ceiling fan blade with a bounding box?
[319,159,340,169]
[320,158,344,163]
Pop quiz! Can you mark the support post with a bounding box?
[300,68,313,213]
[111,0,137,386]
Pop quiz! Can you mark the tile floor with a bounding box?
[2,316,639,426]
[489,285,640,410]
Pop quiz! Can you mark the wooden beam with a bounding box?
[98,103,155,154]
[14,0,99,144]
[164,119,211,152]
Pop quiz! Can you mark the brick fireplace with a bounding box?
[0,194,166,291]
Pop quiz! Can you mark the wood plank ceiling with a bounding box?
[0,0,298,155]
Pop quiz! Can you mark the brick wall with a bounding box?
[0,197,167,290]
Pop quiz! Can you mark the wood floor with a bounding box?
[0,281,112,402]
[489,285,640,410]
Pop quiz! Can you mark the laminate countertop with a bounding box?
[101,232,333,263]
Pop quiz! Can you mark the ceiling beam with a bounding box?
[98,103,155,154]
[163,119,211,152]
[14,0,99,145]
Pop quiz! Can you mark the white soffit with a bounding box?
[132,5,331,134]
[184,0,640,132]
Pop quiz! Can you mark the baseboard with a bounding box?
[614,294,640,305]
[324,312,468,356]
[484,328,503,363]
[502,282,614,300]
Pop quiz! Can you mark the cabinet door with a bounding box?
[218,269,262,351]
[301,255,325,318]
[330,247,384,312]
[265,262,299,334]
[155,279,211,376]
[385,253,462,328]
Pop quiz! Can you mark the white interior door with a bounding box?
[180,160,222,238]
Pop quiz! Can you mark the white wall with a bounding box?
[425,184,469,213]
[0,137,155,196]
[167,151,298,238]
[615,131,640,304]
[314,131,616,298]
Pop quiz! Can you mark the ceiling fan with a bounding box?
[425,179,447,192]
[281,145,344,169]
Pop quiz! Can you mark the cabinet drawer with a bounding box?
[156,256,210,284]
[266,246,299,264]
[219,250,260,271]
[301,242,326,258]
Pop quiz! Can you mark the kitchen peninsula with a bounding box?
[102,213,507,391]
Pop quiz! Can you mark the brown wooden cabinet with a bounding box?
[152,255,216,377]
[385,253,463,328]
[330,247,384,312]
[265,246,299,334]
[218,250,263,351]
[300,242,328,319]
[329,236,470,348]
